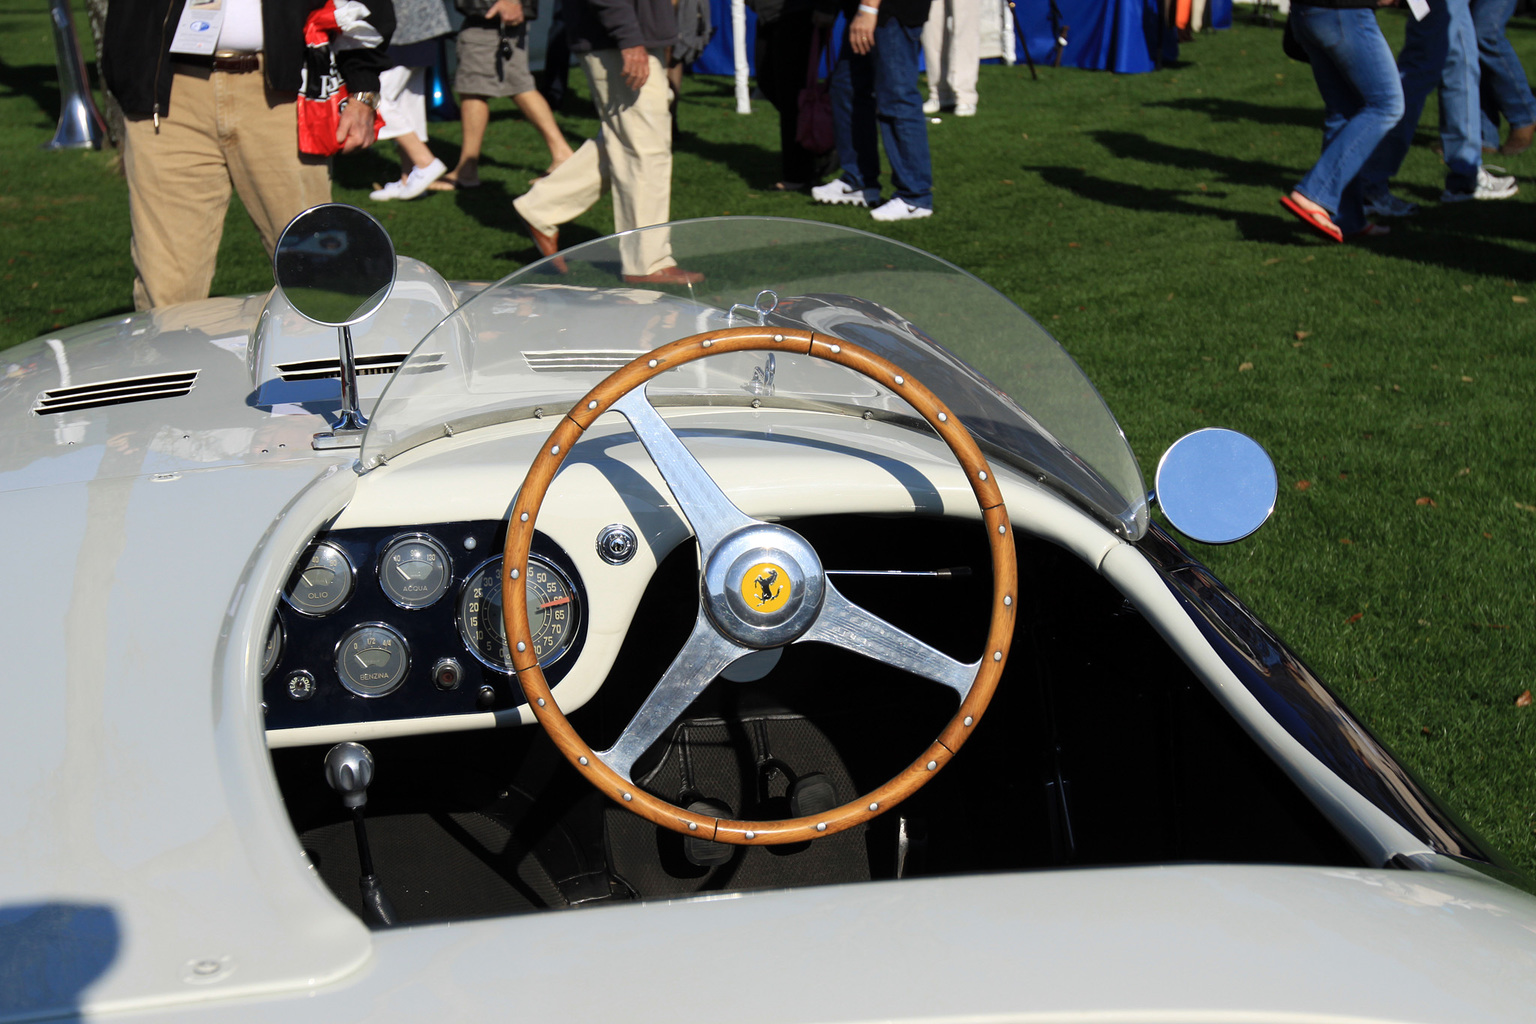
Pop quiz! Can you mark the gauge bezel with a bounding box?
[457,554,582,673]
[334,621,411,698]
[377,532,454,610]
[282,541,356,618]
[263,616,285,678]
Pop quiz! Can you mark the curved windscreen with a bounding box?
[363,218,1148,538]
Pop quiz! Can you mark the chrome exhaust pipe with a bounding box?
[43,0,107,150]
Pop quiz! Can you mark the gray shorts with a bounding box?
[455,21,536,98]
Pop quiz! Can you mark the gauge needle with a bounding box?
[538,597,570,610]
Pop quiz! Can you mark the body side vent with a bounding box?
[33,370,199,415]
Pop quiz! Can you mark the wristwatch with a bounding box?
[350,91,381,108]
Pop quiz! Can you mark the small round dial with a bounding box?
[335,623,410,697]
[378,533,452,609]
[284,542,354,617]
[262,617,284,677]
[458,556,580,671]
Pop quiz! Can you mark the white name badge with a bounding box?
[169,0,226,56]
[1406,0,1430,20]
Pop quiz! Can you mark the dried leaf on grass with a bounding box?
[1295,480,1311,491]
[1346,612,1364,624]
[1518,690,1533,707]
[1415,496,1438,507]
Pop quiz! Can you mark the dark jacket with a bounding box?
[812,0,927,27]
[103,0,396,118]
[565,0,677,52]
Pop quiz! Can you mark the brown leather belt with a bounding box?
[178,52,261,73]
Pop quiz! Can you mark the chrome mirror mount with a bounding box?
[272,204,397,450]
[1154,428,1278,545]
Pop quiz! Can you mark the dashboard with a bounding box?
[261,520,588,733]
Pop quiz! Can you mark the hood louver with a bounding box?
[275,353,411,381]
[522,350,642,373]
[33,370,199,415]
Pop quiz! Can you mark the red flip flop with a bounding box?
[1280,194,1343,243]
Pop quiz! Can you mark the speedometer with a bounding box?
[458,556,580,671]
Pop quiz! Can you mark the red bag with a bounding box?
[297,2,385,156]
[796,29,835,156]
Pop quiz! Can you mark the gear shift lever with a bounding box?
[324,742,397,927]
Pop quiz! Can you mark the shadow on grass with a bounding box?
[673,127,783,191]
[1028,163,1536,280]
[1089,129,1300,191]
[0,61,64,127]
[1141,97,1323,130]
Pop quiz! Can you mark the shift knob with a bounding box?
[324,742,375,809]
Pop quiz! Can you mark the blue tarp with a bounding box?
[692,0,1230,76]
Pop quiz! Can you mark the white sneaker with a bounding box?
[922,95,941,115]
[396,158,447,200]
[1363,192,1418,217]
[369,179,406,201]
[870,197,932,222]
[954,103,976,117]
[1441,165,1518,202]
[812,180,880,207]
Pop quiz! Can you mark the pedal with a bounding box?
[789,772,837,819]
[684,798,735,868]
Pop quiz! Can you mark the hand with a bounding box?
[849,9,877,54]
[336,97,378,153]
[488,0,525,24]
[621,45,650,90]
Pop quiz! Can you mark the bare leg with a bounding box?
[395,133,438,178]
[512,90,574,173]
[448,95,490,187]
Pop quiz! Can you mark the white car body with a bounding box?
[2,218,1532,1023]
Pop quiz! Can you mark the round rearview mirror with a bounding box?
[273,204,396,327]
[1155,428,1277,545]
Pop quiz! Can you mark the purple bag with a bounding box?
[796,29,835,155]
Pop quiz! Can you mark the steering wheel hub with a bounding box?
[703,523,825,648]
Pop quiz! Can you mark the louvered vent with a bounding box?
[522,350,641,373]
[33,370,199,415]
[275,353,414,381]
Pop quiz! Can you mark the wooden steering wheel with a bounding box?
[502,327,1016,845]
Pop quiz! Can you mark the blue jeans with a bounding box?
[1291,6,1404,233]
[1473,0,1536,147]
[829,17,933,207]
[1358,0,1480,196]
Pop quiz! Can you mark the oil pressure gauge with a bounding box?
[284,542,354,617]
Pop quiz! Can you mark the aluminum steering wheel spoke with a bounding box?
[611,388,758,554]
[596,614,755,782]
[796,580,979,698]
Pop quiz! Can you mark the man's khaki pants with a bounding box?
[122,57,331,310]
[513,48,675,278]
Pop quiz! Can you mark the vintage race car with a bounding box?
[3,213,1534,1023]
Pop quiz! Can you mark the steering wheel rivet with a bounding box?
[510,568,520,579]
[926,760,938,771]
[702,339,713,347]
[964,716,974,727]
[998,524,1006,534]
[623,792,633,802]
[938,412,948,422]
[587,400,598,410]
[773,334,783,343]
[520,512,529,522]
[830,345,841,354]
[579,756,589,765]
[1004,595,1012,607]
[688,822,697,831]
[551,445,560,455]
[816,823,826,832]
[537,698,546,708]
[994,651,1003,662]
[518,642,528,653]
[648,359,658,368]
[869,802,878,811]
[745,831,756,839]
[979,470,988,481]
[894,375,904,385]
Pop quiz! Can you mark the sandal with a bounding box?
[1346,222,1390,239]
[1280,194,1343,243]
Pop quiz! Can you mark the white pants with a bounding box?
[922,0,980,109]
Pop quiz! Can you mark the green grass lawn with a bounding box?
[4,3,1535,870]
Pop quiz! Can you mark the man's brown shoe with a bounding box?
[621,265,705,285]
[1501,123,1535,156]
[525,223,567,273]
